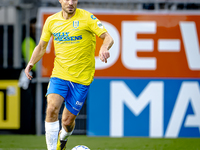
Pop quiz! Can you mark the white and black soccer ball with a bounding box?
[71,145,90,150]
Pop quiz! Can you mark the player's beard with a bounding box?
[63,5,77,15]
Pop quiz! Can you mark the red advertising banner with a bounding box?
[38,10,200,78]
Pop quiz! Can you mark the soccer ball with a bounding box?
[71,145,90,150]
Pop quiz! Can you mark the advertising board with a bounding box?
[88,79,200,137]
[0,80,20,129]
[37,8,200,137]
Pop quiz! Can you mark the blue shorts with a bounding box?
[46,77,90,115]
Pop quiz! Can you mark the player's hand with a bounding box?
[99,48,110,63]
[25,63,34,80]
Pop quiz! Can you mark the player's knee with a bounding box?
[46,104,59,119]
[62,118,75,128]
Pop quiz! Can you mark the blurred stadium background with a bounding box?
[0,0,200,143]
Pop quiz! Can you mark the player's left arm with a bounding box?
[99,32,114,63]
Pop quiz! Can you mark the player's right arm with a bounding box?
[25,15,52,80]
[25,40,48,80]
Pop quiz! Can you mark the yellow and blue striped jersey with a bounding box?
[41,8,107,85]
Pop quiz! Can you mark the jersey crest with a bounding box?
[73,20,79,28]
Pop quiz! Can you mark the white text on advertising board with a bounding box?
[95,21,200,70]
[110,81,200,137]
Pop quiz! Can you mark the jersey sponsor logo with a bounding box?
[91,15,97,20]
[52,32,82,42]
[54,22,63,25]
[73,20,79,28]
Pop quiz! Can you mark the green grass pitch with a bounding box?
[0,135,200,150]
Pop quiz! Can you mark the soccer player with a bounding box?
[24,0,114,150]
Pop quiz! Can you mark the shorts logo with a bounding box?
[76,101,83,107]
[73,21,79,28]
